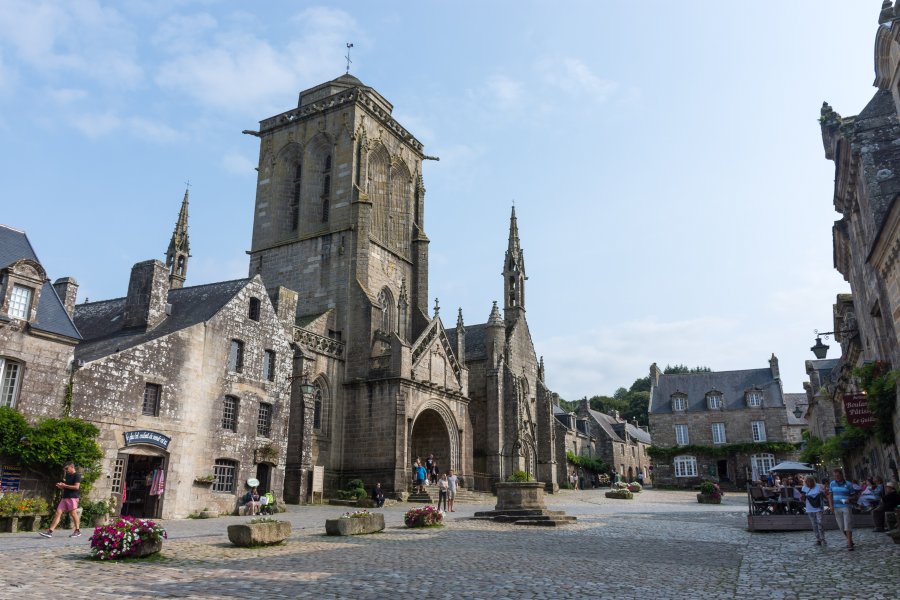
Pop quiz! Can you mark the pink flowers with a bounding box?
[404,505,444,528]
[88,515,167,560]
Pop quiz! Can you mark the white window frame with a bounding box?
[0,358,23,408]
[707,394,723,410]
[751,453,775,476]
[8,285,33,320]
[751,420,767,442]
[747,391,763,407]
[674,455,698,478]
[711,422,726,445]
[671,396,686,411]
[674,424,689,446]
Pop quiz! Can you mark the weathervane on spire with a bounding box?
[345,43,354,74]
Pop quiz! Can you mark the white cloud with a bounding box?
[484,74,524,109]
[127,117,182,143]
[154,6,359,115]
[222,152,255,176]
[0,0,142,88]
[69,112,182,143]
[49,87,88,104]
[71,112,121,138]
[537,56,618,101]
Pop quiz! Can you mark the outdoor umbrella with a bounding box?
[767,461,815,474]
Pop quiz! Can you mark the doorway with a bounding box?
[121,454,166,518]
[717,459,729,482]
[256,463,272,495]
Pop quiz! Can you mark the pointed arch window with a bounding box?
[290,162,302,231]
[378,287,395,334]
[322,154,332,223]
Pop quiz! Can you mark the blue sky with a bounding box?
[0,1,882,398]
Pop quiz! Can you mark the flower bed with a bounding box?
[0,493,50,532]
[627,482,643,493]
[89,516,167,560]
[605,489,634,500]
[404,505,443,528]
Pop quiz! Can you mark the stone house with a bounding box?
[782,393,809,444]
[552,404,595,486]
[0,224,81,492]
[802,358,841,444]
[574,400,652,483]
[246,74,561,496]
[67,195,297,518]
[648,357,793,487]
[811,3,900,481]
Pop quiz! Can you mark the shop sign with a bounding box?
[123,430,171,450]
[1,464,21,492]
[842,393,876,428]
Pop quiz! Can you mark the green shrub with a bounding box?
[506,470,534,482]
[699,481,716,495]
[0,493,49,516]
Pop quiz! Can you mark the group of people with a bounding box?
[412,454,458,512]
[799,468,900,550]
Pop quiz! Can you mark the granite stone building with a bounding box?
[245,74,561,496]
[575,401,652,483]
[68,195,297,519]
[648,357,794,487]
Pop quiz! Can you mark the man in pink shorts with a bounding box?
[39,461,82,538]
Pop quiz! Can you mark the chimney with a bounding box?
[271,286,298,330]
[650,362,662,387]
[123,260,169,330]
[53,277,79,318]
[769,353,780,381]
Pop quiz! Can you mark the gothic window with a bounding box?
[0,358,23,408]
[313,388,322,430]
[248,297,261,321]
[8,285,33,319]
[222,396,239,432]
[378,287,395,334]
[389,160,411,254]
[290,162,302,231]
[142,383,161,417]
[312,379,329,434]
[368,144,390,245]
[213,459,237,493]
[322,154,331,223]
[228,340,244,373]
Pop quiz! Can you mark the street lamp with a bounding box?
[299,381,316,396]
[793,405,804,419]
[809,327,857,359]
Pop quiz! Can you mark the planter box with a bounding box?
[325,513,385,536]
[605,490,634,500]
[495,482,546,511]
[0,514,47,533]
[697,494,722,504]
[227,521,292,547]
[134,539,163,558]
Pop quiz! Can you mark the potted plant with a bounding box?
[0,493,50,532]
[88,516,167,560]
[80,497,118,527]
[697,481,723,504]
[605,486,634,500]
[227,516,292,547]
[193,474,216,486]
[627,481,643,493]
[326,509,385,535]
[404,505,444,528]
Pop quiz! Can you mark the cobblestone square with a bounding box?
[2,490,898,599]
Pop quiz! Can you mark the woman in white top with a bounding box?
[800,475,827,546]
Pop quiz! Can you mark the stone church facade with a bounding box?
[246,74,560,496]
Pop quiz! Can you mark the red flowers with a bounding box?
[88,515,167,560]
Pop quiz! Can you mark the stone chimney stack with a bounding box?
[769,353,780,381]
[271,286,298,331]
[123,260,170,330]
[52,277,78,318]
[650,362,662,387]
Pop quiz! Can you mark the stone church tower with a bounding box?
[247,74,472,496]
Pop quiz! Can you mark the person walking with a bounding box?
[447,469,459,512]
[437,473,449,512]
[39,461,82,538]
[828,468,858,551]
[800,475,827,546]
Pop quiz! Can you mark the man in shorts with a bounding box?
[447,469,459,512]
[40,461,82,538]
[828,468,857,551]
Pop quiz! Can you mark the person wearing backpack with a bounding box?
[801,475,827,546]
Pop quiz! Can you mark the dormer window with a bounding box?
[9,285,33,320]
[706,392,723,410]
[671,394,687,411]
[746,390,763,407]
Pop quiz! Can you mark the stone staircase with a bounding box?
[473,508,577,527]
[407,488,495,504]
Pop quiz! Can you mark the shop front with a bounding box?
[112,430,171,519]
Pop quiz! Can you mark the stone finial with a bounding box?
[880,0,894,24]
[538,356,545,382]
[166,188,191,289]
[456,307,465,330]
[433,297,440,316]
[487,300,504,326]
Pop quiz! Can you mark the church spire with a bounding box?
[503,205,526,324]
[166,188,191,289]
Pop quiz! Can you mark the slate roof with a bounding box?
[649,367,784,414]
[444,322,489,361]
[587,408,624,443]
[0,224,81,340]
[808,358,840,385]
[783,393,809,426]
[74,278,250,362]
[622,422,652,445]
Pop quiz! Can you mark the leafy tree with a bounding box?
[664,364,711,374]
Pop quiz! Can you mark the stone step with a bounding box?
[514,518,577,527]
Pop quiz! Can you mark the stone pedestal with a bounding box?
[495,482,545,510]
[325,513,385,536]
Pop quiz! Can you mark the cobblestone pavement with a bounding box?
[1,489,898,599]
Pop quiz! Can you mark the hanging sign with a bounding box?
[123,430,171,450]
[843,393,876,428]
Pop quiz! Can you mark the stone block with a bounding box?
[227,521,292,546]
[495,482,546,510]
[325,513,385,536]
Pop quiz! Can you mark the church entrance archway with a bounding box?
[410,407,457,475]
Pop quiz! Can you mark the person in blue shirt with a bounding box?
[414,459,427,494]
[828,468,858,551]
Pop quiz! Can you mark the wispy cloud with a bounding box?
[537,56,618,100]
[70,112,182,143]
[154,7,359,115]
[485,74,525,110]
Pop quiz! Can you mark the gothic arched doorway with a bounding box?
[410,407,457,474]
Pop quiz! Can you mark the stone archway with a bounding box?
[410,405,458,473]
